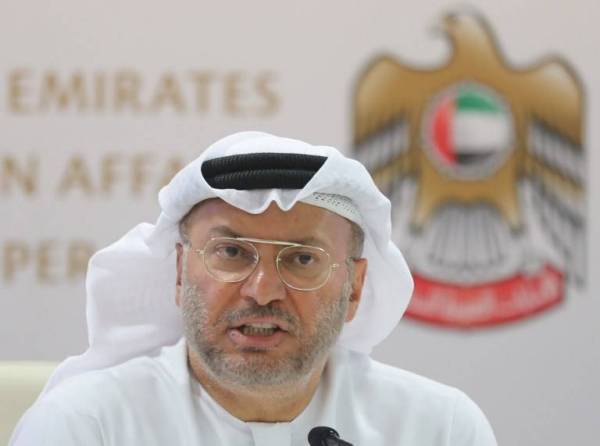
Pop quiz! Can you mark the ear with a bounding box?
[345,258,367,322]
[175,242,184,306]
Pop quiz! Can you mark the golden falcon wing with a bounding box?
[519,61,586,284]
[352,56,428,195]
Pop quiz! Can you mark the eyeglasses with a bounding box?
[191,237,346,291]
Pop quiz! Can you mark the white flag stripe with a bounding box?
[453,112,511,153]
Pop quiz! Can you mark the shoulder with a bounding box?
[11,342,187,445]
[329,349,497,445]
[44,354,169,413]
[10,396,104,445]
[341,349,461,406]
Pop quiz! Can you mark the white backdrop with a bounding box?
[1,1,598,445]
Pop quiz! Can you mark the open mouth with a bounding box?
[228,320,290,349]
[238,323,283,337]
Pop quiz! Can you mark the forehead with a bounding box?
[183,198,352,248]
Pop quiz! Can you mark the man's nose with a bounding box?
[239,255,287,305]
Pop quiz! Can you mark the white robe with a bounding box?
[10,339,497,446]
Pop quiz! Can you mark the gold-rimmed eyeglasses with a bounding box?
[189,236,347,291]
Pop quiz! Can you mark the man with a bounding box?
[11,132,497,445]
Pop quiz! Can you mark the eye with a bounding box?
[220,245,241,258]
[295,252,316,266]
[214,243,254,261]
[281,249,322,268]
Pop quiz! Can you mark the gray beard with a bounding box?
[180,256,351,387]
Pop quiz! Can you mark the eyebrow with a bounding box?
[207,226,241,238]
[207,225,331,249]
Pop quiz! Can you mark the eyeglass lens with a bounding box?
[203,238,332,290]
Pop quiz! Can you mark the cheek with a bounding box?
[293,296,321,323]
[317,279,352,317]
[183,270,239,324]
[291,288,339,327]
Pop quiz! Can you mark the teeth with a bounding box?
[246,323,277,329]
[240,324,278,336]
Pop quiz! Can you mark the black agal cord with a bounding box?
[201,153,327,190]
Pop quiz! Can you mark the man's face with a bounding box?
[175,199,366,387]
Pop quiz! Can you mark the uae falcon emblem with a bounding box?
[352,13,585,328]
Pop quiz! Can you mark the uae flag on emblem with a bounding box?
[430,87,511,167]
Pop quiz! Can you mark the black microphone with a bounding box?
[308,426,354,446]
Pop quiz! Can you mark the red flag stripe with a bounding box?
[432,96,455,164]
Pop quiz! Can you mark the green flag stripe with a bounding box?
[455,88,501,113]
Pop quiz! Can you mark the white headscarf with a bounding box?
[41,131,414,394]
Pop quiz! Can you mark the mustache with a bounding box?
[181,279,300,334]
[219,302,299,334]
